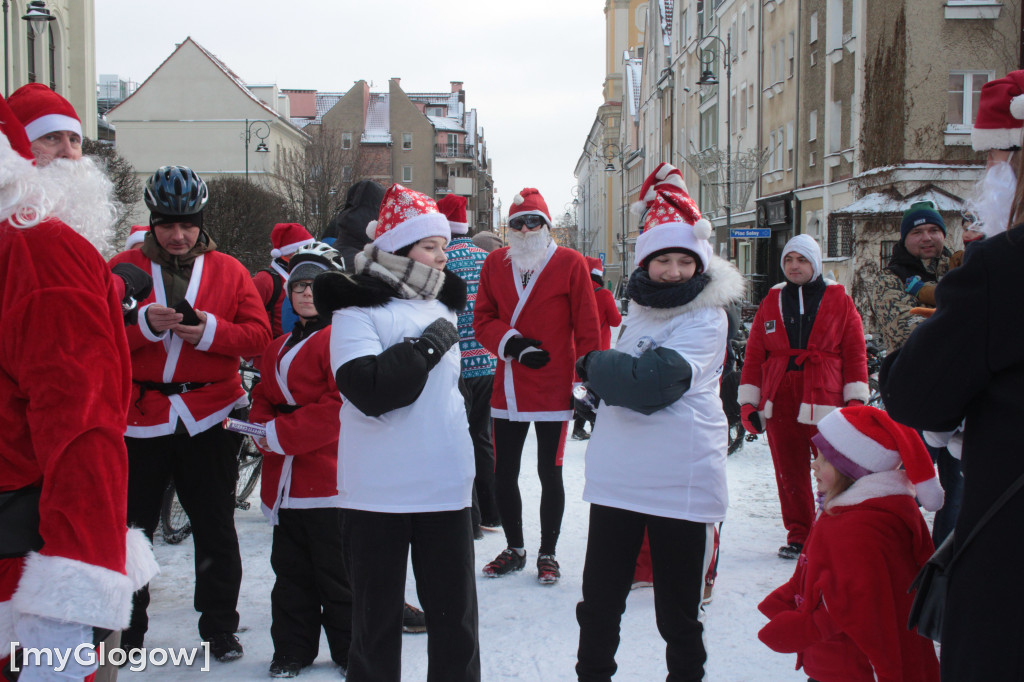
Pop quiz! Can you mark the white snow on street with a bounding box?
[127,434,822,680]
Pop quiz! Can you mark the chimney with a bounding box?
[451,81,463,93]
[391,77,401,87]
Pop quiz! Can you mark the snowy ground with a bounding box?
[125,433,825,680]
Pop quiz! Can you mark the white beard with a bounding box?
[506,225,552,272]
[963,161,1016,240]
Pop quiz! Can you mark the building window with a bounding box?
[826,0,843,53]
[341,133,352,150]
[809,150,817,167]
[740,10,748,52]
[830,100,843,153]
[768,43,776,83]
[343,166,353,182]
[809,109,818,141]
[402,133,413,150]
[402,165,413,183]
[48,25,55,90]
[748,83,755,108]
[776,128,784,171]
[948,71,992,128]
[740,84,748,129]
[700,105,718,151]
[27,32,36,83]
[427,106,444,117]
[827,215,854,257]
[880,239,898,265]
[809,12,818,43]
[786,121,794,169]
[768,131,776,170]
[787,32,795,78]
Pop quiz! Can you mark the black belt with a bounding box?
[135,380,209,396]
[0,486,43,559]
[275,404,300,414]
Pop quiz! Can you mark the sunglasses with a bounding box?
[508,215,547,231]
[289,281,313,294]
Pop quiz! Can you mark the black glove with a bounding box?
[504,336,550,369]
[111,263,153,302]
[414,318,460,367]
[575,351,596,382]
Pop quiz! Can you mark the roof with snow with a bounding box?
[624,55,643,118]
[428,115,466,133]
[837,188,965,215]
[659,0,674,46]
[362,93,391,144]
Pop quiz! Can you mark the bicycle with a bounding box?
[160,362,264,544]
[865,334,886,410]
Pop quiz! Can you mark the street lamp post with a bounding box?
[243,118,270,181]
[697,32,733,242]
[600,142,634,302]
[3,0,55,96]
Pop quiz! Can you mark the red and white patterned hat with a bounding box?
[125,225,149,249]
[366,183,450,253]
[270,223,315,258]
[437,193,468,235]
[508,187,552,228]
[972,70,1024,152]
[633,163,713,269]
[813,406,944,511]
[7,83,82,143]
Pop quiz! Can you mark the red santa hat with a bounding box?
[585,256,604,277]
[812,405,944,511]
[7,83,82,143]
[125,225,149,249]
[270,223,315,258]
[436,193,469,235]
[508,187,552,228]
[632,163,713,269]
[0,92,35,162]
[971,70,1024,152]
[366,183,450,253]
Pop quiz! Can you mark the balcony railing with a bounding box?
[435,143,474,159]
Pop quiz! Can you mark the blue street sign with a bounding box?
[730,228,771,239]
[598,252,606,265]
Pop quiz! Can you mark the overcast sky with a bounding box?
[95,0,607,224]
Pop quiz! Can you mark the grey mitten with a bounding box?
[416,318,460,365]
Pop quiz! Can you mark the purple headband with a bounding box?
[811,432,874,481]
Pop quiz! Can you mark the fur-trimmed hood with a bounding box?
[313,268,467,317]
[631,254,746,320]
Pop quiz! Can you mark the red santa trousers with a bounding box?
[764,372,818,547]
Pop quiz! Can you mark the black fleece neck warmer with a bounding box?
[627,267,710,309]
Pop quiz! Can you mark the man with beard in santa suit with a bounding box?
[473,188,600,585]
[0,94,158,680]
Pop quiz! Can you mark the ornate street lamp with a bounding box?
[697,32,733,239]
[3,0,55,96]
[243,118,270,181]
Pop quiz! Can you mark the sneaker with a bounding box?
[630,580,653,590]
[536,554,561,585]
[571,427,590,441]
[702,581,714,605]
[479,519,502,532]
[777,543,803,560]
[206,632,243,662]
[269,655,305,678]
[483,548,527,577]
[402,603,427,633]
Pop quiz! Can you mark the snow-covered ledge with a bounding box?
[944,127,972,146]
[945,2,1002,19]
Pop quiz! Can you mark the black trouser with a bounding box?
[464,375,499,527]
[271,508,352,667]
[492,418,566,555]
[576,504,710,682]
[923,439,963,546]
[343,508,479,682]
[123,428,242,644]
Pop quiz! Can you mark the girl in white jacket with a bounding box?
[574,164,745,682]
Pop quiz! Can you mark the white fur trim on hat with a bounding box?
[125,230,148,249]
[271,237,315,259]
[373,211,451,253]
[816,410,900,472]
[1011,94,1024,120]
[23,113,82,143]
[449,220,469,235]
[971,125,1024,152]
[513,193,525,205]
[634,221,714,269]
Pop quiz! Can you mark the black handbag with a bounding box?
[907,470,1024,642]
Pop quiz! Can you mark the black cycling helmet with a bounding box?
[144,165,209,216]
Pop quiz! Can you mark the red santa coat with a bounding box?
[0,220,158,654]
[108,248,271,437]
[758,471,940,682]
[473,243,601,421]
[593,285,622,350]
[739,282,868,425]
[252,265,287,338]
[249,327,343,524]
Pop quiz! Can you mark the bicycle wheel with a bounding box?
[867,378,885,410]
[160,484,192,544]
[727,420,746,455]
[235,437,263,510]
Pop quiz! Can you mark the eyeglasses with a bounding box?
[289,281,313,294]
[508,215,547,231]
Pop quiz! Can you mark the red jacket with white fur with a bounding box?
[758,471,939,682]
[108,248,271,437]
[739,282,868,425]
[0,220,158,654]
[250,327,343,523]
[474,243,601,421]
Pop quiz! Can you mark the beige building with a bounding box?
[0,0,96,138]
[105,37,309,223]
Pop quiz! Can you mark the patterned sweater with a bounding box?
[445,237,497,378]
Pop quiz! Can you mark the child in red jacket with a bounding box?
[739,235,868,559]
[758,406,942,682]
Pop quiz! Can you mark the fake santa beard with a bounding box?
[506,225,552,272]
[963,160,1016,240]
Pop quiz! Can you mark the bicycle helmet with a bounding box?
[287,241,346,289]
[144,165,209,216]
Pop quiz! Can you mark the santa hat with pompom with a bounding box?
[508,187,552,227]
[7,83,82,143]
[585,255,604,277]
[270,223,315,258]
[366,183,450,253]
[812,405,944,511]
[972,70,1024,152]
[436,193,469,235]
[633,163,713,269]
[125,225,149,249]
